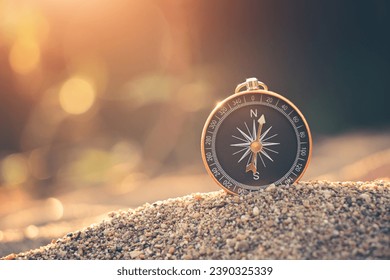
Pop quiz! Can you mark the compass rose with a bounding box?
[230,114,280,175]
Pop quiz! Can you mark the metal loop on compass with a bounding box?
[235,78,268,93]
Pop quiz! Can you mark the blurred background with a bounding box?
[0,0,389,256]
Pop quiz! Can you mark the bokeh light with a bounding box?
[1,154,29,187]
[0,2,49,44]
[66,55,108,95]
[2,2,49,75]
[59,76,96,115]
[24,225,39,239]
[45,198,64,221]
[9,38,40,74]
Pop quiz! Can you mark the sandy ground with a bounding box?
[3,180,389,260]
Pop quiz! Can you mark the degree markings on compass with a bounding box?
[297,125,303,129]
[215,115,221,120]
[219,175,225,181]
[207,131,213,134]
[288,110,293,116]
[228,103,232,109]
[298,158,305,161]
[243,96,247,103]
[205,147,212,150]
[291,171,297,176]
[300,142,307,144]
[260,95,263,102]
[275,99,279,106]
[209,163,216,166]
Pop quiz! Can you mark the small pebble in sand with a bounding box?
[252,207,260,216]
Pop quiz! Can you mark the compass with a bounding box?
[201,78,312,195]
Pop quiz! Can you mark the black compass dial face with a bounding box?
[201,91,311,195]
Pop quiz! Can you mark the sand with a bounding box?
[2,180,389,260]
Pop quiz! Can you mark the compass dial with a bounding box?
[201,84,312,195]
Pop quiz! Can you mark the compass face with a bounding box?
[201,90,312,195]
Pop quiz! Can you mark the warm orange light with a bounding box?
[1,154,29,186]
[24,225,39,239]
[176,82,209,112]
[9,38,40,74]
[66,55,108,94]
[59,76,96,115]
[45,197,64,220]
[0,3,50,45]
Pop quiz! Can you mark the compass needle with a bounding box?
[259,114,266,125]
[245,155,257,174]
[244,114,267,174]
[246,152,252,166]
[256,115,266,140]
[201,77,311,195]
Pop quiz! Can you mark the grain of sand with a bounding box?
[3,180,389,260]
